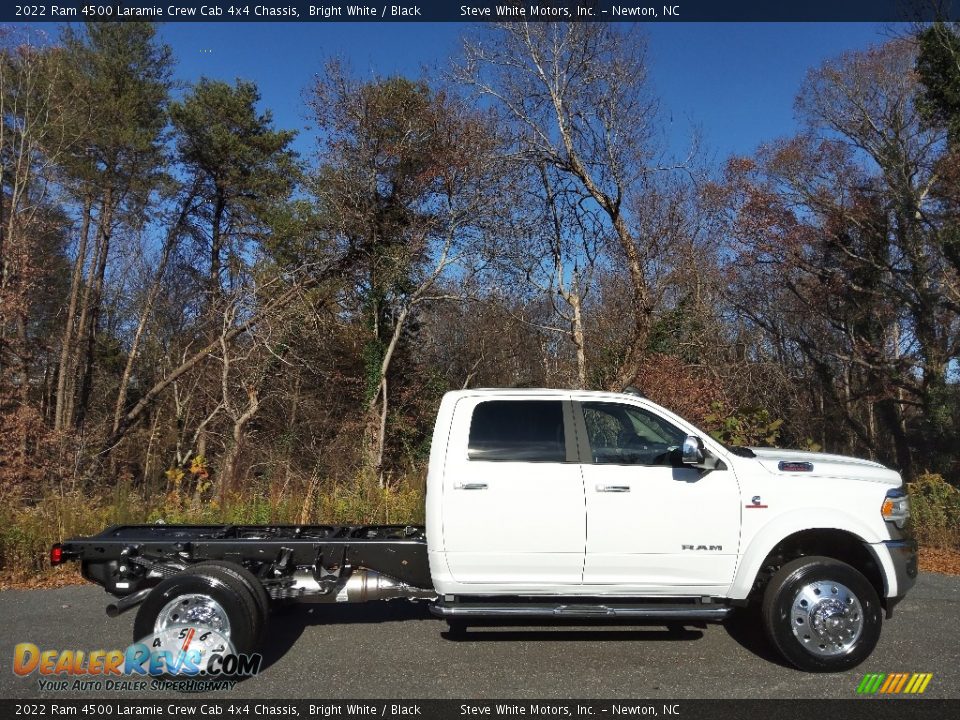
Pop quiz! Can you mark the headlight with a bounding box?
[881,487,910,528]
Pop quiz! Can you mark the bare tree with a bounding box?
[496,163,603,388]
[459,22,688,387]
[0,34,78,491]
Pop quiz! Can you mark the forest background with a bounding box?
[2,21,960,584]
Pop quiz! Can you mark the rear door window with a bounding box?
[468,400,566,462]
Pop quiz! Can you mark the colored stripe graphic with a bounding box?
[892,673,909,693]
[909,673,933,694]
[857,673,932,695]
[857,673,885,694]
[879,674,897,693]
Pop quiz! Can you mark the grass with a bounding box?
[0,471,425,588]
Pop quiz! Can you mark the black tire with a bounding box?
[133,569,260,656]
[761,555,881,672]
[191,560,271,626]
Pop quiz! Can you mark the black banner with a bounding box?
[0,700,957,720]
[2,1,960,24]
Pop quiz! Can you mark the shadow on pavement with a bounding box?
[721,608,794,669]
[258,600,434,670]
[256,601,799,673]
[256,601,718,669]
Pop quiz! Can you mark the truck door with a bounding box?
[575,400,740,592]
[441,396,586,585]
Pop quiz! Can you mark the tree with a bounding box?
[53,22,172,432]
[917,22,960,144]
[308,65,500,482]
[494,162,603,389]
[459,22,690,388]
[0,32,76,492]
[721,39,959,477]
[170,78,298,301]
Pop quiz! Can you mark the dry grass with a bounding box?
[0,471,426,589]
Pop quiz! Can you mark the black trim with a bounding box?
[885,539,918,597]
[865,538,917,618]
[562,400,579,463]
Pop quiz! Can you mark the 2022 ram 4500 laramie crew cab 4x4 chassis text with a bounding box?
[52,388,917,672]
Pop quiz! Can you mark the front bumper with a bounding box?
[876,538,918,617]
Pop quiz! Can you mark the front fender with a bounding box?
[728,508,886,600]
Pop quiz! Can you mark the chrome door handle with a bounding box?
[455,482,488,490]
[596,484,631,492]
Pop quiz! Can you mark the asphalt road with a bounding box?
[1,573,958,700]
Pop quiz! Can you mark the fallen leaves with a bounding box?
[0,565,84,592]
[919,546,960,576]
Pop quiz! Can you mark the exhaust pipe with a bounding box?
[106,588,152,617]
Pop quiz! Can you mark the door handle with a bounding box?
[455,482,488,490]
[596,484,631,492]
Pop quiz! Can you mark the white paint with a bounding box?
[425,389,903,601]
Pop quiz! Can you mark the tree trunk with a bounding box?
[219,387,259,507]
[54,197,92,431]
[210,193,225,298]
[75,196,114,429]
[112,197,191,435]
[876,397,913,478]
[365,300,413,485]
[570,291,587,390]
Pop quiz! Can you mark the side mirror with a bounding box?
[681,435,704,465]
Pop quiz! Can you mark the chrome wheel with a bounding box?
[790,580,863,657]
[154,594,231,638]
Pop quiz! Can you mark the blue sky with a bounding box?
[158,22,901,163]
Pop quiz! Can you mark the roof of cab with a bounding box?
[448,388,643,400]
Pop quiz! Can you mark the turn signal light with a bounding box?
[881,489,910,529]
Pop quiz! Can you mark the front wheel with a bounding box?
[761,555,882,672]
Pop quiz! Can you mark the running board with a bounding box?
[431,602,732,621]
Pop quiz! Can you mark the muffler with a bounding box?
[336,569,436,602]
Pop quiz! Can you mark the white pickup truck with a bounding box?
[54,388,917,673]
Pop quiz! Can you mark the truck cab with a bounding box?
[426,389,917,670]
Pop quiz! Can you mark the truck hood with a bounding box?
[745,447,902,486]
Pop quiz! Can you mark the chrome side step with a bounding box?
[430,602,732,621]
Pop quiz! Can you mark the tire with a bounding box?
[761,555,881,672]
[133,569,260,657]
[191,560,271,626]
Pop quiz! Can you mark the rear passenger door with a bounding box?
[441,396,586,586]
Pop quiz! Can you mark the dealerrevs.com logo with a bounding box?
[13,627,262,692]
[856,673,934,695]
